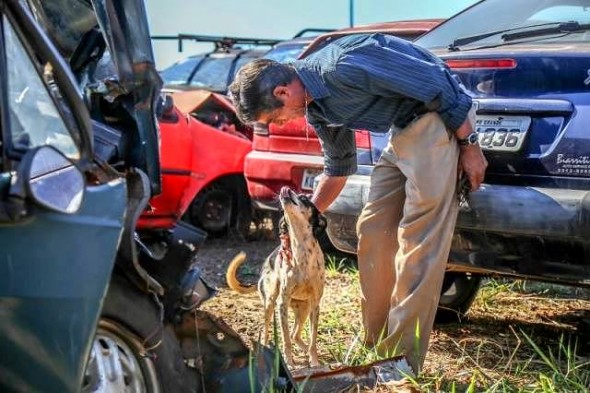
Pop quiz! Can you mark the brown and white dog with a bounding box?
[226,186,326,367]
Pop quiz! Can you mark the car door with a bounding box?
[0,4,127,392]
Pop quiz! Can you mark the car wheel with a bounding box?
[232,181,254,240]
[435,272,481,324]
[82,319,160,392]
[88,273,200,393]
[189,184,232,237]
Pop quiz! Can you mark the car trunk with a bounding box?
[253,118,322,154]
[438,43,590,187]
[253,120,375,165]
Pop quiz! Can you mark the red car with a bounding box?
[244,20,442,214]
[138,90,252,236]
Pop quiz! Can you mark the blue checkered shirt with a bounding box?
[292,33,472,176]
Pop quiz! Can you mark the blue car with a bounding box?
[321,0,590,321]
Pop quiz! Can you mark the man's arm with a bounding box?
[310,122,357,210]
[312,174,347,213]
[312,123,357,177]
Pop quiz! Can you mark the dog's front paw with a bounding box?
[309,355,321,368]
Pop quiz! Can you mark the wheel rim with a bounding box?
[194,189,232,232]
[82,320,159,393]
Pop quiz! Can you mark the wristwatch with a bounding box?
[457,132,479,146]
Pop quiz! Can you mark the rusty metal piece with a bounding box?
[291,356,414,392]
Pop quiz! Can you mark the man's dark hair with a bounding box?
[229,59,297,124]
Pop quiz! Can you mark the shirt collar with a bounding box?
[292,60,331,100]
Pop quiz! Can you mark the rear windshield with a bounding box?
[160,55,203,85]
[189,55,234,92]
[416,0,590,49]
[264,43,308,63]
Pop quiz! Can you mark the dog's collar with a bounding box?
[279,233,293,267]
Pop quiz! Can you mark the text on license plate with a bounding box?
[301,170,321,191]
[475,115,531,152]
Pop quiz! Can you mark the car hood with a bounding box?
[169,89,235,115]
[26,0,163,194]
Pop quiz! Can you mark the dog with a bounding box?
[226,186,326,367]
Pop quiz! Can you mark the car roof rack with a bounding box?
[151,34,282,52]
[292,28,336,38]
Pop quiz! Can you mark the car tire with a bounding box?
[85,272,199,393]
[435,272,481,324]
[232,181,254,240]
[82,319,161,393]
[188,183,233,237]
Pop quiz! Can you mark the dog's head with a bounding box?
[278,187,326,239]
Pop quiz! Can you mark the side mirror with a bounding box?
[156,93,175,117]
[162,94,175,116]
[10,146,85,215]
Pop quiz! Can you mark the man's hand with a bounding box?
[459,144,488,191]
[455,109,488,191]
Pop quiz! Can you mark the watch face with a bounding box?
[468,132,479,144]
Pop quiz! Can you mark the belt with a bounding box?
[395,104,431,129]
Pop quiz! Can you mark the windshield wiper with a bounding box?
[449,22,569,51]
[502,21,590,41]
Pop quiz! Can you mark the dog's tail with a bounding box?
[226,251,257,294]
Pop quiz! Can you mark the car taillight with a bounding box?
[355,130,371,149]
[355,130,373,165]
[253,122,269,136]
[445,59,517,70]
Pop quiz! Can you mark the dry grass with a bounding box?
[198,237,590,392]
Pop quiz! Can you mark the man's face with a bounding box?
[257,81,307,127]
[258,105,305,127]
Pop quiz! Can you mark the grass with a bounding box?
[308,262,589,392]
[202,245,590,392]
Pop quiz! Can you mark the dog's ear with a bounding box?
[313,212,327,239]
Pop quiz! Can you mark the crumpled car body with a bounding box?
[138,92,252,230]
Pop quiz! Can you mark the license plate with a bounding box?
[475,115,531,152]
[301,169,320,191]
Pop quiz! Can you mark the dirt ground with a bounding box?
[195,233,590,390]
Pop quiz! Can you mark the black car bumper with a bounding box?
[323,176,590,286]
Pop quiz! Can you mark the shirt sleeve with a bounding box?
[334,37,472,132]
[311,121,357,176]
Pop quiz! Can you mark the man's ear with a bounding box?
[272,85,290,101]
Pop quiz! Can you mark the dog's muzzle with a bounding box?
[279,186,297,205]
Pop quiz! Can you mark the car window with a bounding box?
[160,55,203,85]
[232,55,257,78]
[416,0,590,49]
[264,43,308,63]
[4,15,79,159]
[189,56,234,92]
[27,0,97,59]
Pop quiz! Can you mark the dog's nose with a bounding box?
[279,186,292,199]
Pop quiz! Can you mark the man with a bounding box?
[229,33,487,373]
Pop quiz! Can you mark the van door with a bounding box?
[0,7,127,392]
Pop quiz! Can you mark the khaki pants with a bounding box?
[356,112,462,373]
